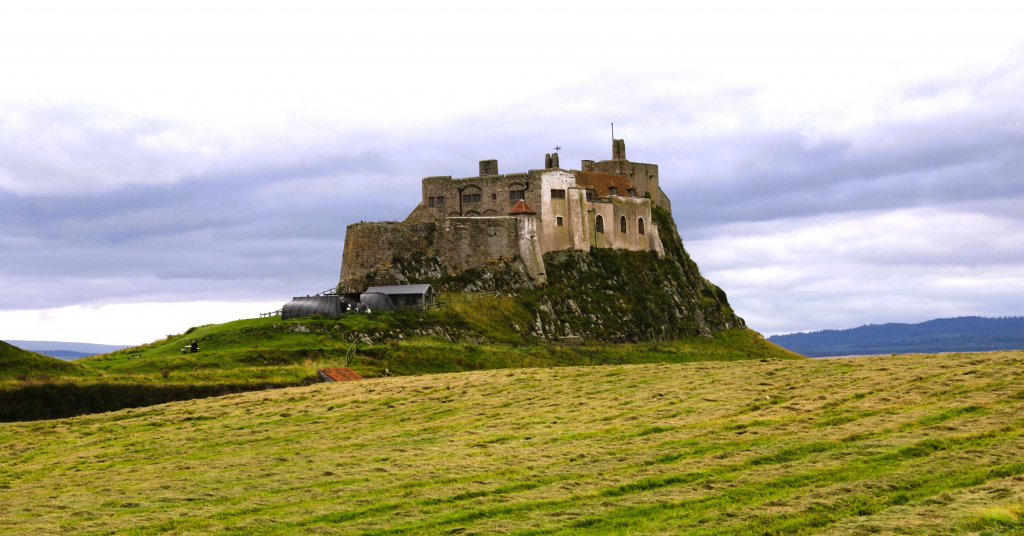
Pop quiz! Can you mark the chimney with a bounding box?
[612,139,626,160]
[479,159,498,176]
[550,152,559,169]
[581,159,594,171]
[545,153,552,169]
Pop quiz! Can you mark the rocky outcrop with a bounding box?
[335,205,743,343]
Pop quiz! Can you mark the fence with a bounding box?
[425,291,501,311]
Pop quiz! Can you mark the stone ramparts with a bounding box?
[338,217,546,293]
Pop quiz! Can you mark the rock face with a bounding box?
[522,207,742,342]
[338,206,743,343]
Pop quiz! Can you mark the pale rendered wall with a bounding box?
[536,169,577,254]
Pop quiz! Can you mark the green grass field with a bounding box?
[1,294,798,389]
[2,350,1022,535]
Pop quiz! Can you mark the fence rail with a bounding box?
[260,309,282,318]
[425,291,500,310]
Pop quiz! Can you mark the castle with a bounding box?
[338,139,671,292]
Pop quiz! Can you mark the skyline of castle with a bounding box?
[339,139,671,293]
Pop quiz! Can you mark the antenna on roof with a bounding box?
[611,123,614,141]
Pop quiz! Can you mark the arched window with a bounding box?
[638,217,645,235]
[595,215,604,234]
[620,216,627,234]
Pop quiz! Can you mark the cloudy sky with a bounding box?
[1,1,1022,344]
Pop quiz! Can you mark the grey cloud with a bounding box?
[2,62,1023,336]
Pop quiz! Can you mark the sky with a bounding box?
[1,1,1022,344]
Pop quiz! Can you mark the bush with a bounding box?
[0,382,308,422]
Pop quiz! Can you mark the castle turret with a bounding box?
[612,139,626,160]
[479,159,498,176]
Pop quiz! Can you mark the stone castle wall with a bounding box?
[339,217,545,293]
[409,172,543,222]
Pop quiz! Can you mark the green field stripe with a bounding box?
[519,425,1024,534]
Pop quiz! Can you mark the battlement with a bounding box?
[340,139,669,292]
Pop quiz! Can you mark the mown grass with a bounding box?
[1,350,1022,535]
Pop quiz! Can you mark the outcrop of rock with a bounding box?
[521,207,742,342]
[339,206,743,343]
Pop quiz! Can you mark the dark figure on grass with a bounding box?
[190,339,198,353]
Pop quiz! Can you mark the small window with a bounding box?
[638,217,645,235]
[550,189,565,199]
[628,188,636,197]
[509,190,525,201]
[586,190,594,201]
[428,197,435,207]
[492,193,497,200]
[595,215,604,233]
[436,196,444,206]
[609,186,617,195]
[556,216,563,226]
[463,193,481,203]
[620,215,627,233]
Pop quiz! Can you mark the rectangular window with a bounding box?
[428,197,435,207]
[628,189,636,197]
[509,190,525,201]
[463,193,481,203]
[491,193,497,200]
[550,189,565,199]
[586,190,594,201]
[436,196,444,205]
[556,216,563,226]
[609,187,617,195]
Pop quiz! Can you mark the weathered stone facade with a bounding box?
[340,139,672,293]
[338,217,545,293]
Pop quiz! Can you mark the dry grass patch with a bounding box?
[1,351,1023,535]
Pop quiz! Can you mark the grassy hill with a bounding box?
[1,350,1021,534]
[2,294,796,390]
[0,340,95,380]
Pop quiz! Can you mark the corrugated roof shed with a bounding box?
[282,295,342,320]
[365,284,434,295]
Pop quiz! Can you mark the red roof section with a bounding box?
[573,171,638,199]
[508,199,537,215]
[318,367,364,382]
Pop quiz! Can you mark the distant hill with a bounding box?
[3,340,128,358]
[32,350,95,360]
[769,316,1024,357]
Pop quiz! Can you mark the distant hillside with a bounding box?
[769,316,1024,357]
[33,350,94,360]
[3,340,128,355]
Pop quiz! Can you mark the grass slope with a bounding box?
[0,340,94,379]
[2,350,1022,535]
[2,295,797,389]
